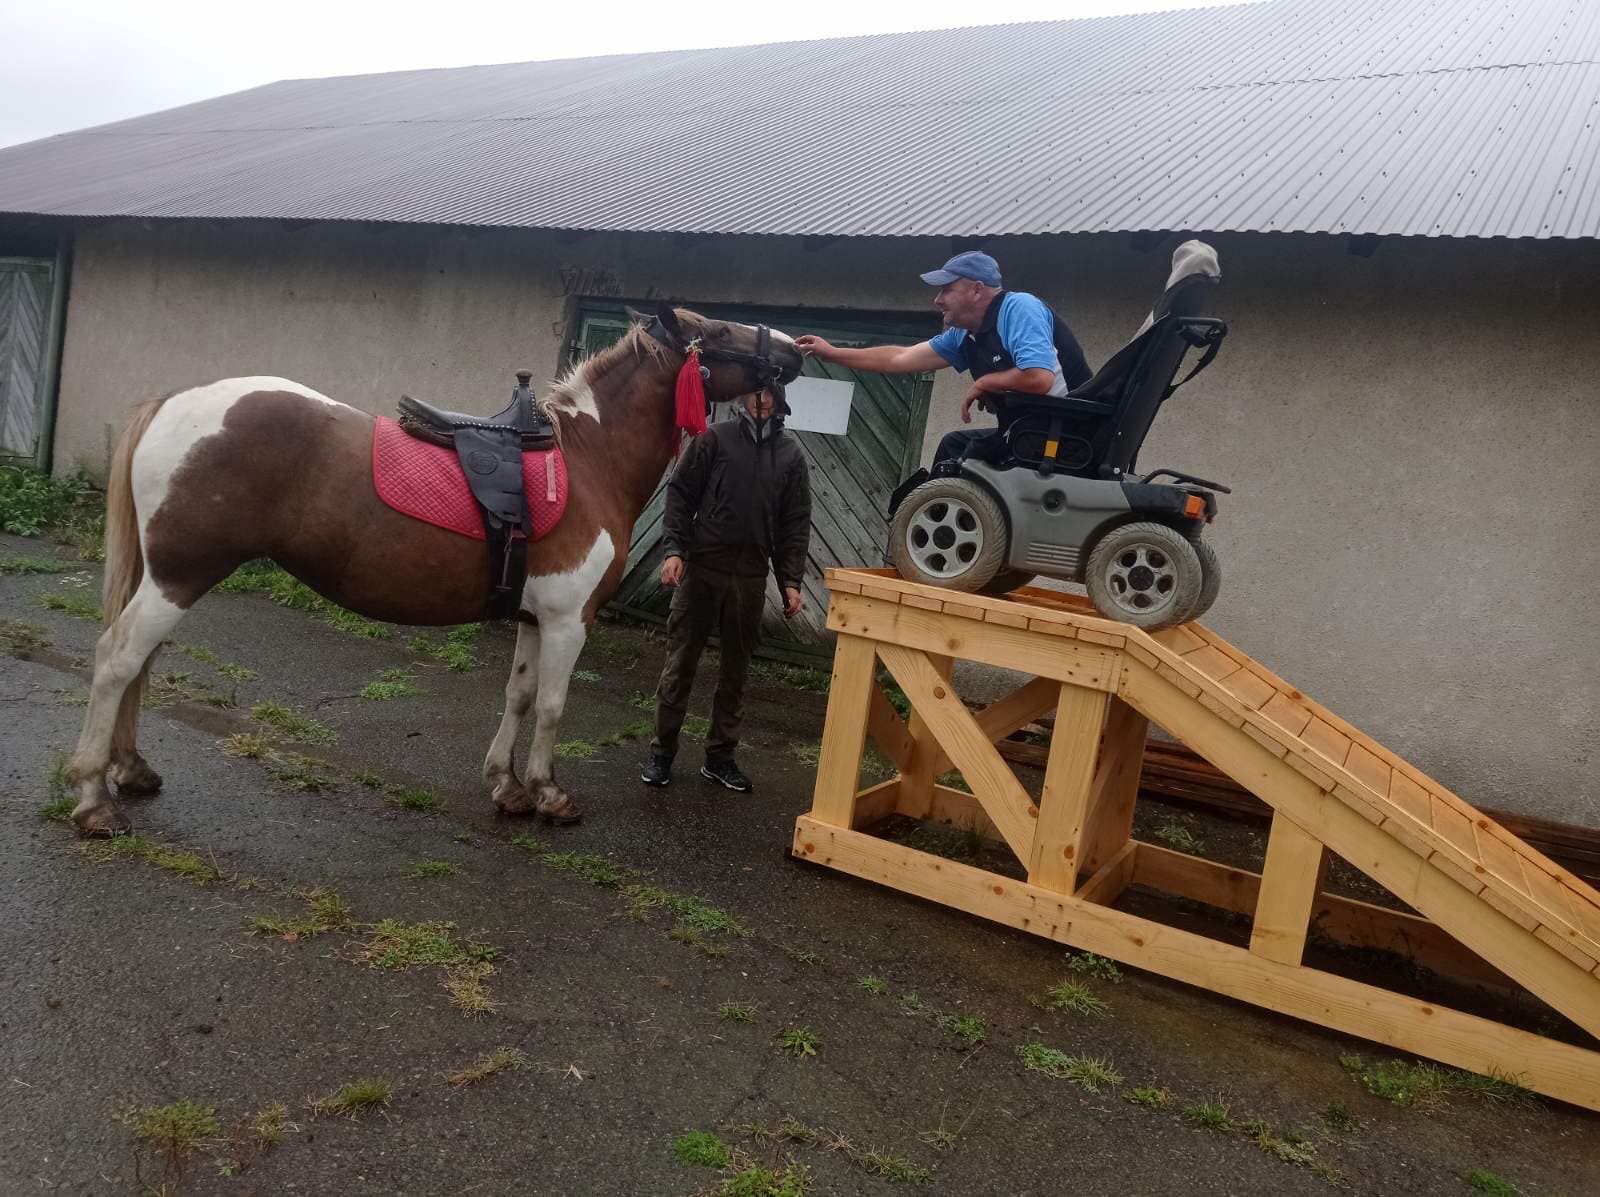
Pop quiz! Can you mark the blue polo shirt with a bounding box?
[928,291,1074,397]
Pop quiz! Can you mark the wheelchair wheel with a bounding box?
[979,569,1035,597]
[1183,537,1222,623]
[889,478,1009,592]
[1084,522,1203,631]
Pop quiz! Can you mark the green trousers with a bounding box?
[650,564,767,762]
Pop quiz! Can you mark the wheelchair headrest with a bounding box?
[1135,240,1221,335]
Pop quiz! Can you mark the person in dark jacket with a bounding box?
[641,387,811,792]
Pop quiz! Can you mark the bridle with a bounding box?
[645,315,791,411]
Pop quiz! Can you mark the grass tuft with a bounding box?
[1339,1053,1534,1109]
[408,860,457,879]
[361,679,421,700]
[775,1027,820,1058]
[1466,1169,1519,1196]
[1043,979,1108,1017]
[1065,951,1122,983]
[1319,1101,1358,1132]
[1123,1086,1173,1109]
[1153,820,1204,854]
[670,1129,733,1169]
[250,700,336,745]
[385,785,443,813]
[217,732,272,759]
[1182,1099,1232,1131]
[935,1012,988,1048]
[444,1047,526,1087]
[719,1165,810,1196]
[118,1100,218,1174]
[555,739,598,758]
[358,919,478,969]
[309,1077,392,1119]
[1016,1043,1122,1091]
[718,1001,757,1023]
[82,833,220,884]
[0,553,74,574]
[857,975,888,995]
[442,962,500,1016]
[219,560,389,638]
[38,591,102,620]
[2,618,52,654]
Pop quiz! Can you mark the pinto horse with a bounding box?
[65,307,802,836]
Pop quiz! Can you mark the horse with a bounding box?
[64,306,803,836]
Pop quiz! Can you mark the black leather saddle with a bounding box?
[395,371,558,620]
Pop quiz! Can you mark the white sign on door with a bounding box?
[781,377,856,435]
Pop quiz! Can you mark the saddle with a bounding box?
[396,371,559,620]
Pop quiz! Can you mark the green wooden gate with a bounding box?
[566,302,939,653]
[0,258,56,465]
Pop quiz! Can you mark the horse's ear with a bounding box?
[624,305,652,326]
[656,304,684,338]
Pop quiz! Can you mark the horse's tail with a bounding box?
[103,397,166,753]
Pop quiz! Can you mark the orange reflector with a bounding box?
[1044,439,1059,458]
[1183,494,1205,518]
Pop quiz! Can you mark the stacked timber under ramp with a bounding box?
[793,567,1600,1111]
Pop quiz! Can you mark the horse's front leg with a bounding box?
[484,619,540,813]
[519,608,587,824]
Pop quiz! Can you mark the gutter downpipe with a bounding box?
[33,231,71,474]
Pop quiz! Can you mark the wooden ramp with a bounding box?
[793,568,1600,1111]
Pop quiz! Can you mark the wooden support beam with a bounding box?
[931,675,1062,776]
[1076,840,1137,907]
[911,784,1001,841]
[792,818,1600,1112]
[851,778,901,829]
[808,634,877,829]
[1028,683,1110,894]
[865,683,914,773]
[877,643,1038,863]
[1250,811,1329,965]
[1079,698,1150,873]
[898,653,951,820]
[1132,842,1513,989]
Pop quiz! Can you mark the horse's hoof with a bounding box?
[72,803,131,838]
[113,757,163,797]
[492,783,539,817]
[535,787,583,826]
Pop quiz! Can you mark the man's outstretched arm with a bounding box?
[794,337,947,375]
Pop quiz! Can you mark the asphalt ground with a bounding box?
[2,531,1596,1196]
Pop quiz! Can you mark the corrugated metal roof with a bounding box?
[2,0,1598,239]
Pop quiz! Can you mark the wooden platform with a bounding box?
[793,567,1600,1111]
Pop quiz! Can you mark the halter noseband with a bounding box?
[645,316,789,409]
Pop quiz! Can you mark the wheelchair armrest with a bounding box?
[981,391,1116,419]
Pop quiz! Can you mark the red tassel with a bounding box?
[674,350,708,442]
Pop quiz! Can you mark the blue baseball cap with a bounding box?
[920,250,1002,287]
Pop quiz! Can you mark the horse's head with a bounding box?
[629,305,804,401]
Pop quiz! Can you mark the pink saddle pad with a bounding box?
[371,416,568,541]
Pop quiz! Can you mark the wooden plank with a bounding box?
[1300,717,1353,767]
[930,675,1064,777]
[1249,811,1328,966]
[807,634,877,828]
[877,643,1038,863]
[852,778,901,828]
[1344,744,1394,799]
[897,652,951,820]
[1218,668,1277,710]
[828,592,1120,693]
[1149,625,1205,655]
[865,683,914,773]
[1027,684,1110,894]
[1429,794,1480,861]
[1180,645,1241,682]
[1076,840,1137,907]
[1079,698,1150,874]
[1258,691,1314,738]
[1388,770,1434,825]
[1117,659,1600,1039]
[915,784,1002,842]
[792,818,1600,1113]
[1132,843,1514,989]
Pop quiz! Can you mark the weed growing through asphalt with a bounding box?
[219,560,389,638]
[82,834,220,885]
[442,962,500,1015]
[857,976,887,995]
[775,1027,819,1058]
[1043,980,1108,1016]
[784,945,823,967]
[936,1012,988,1048]
[117,1099,219,1178]
[595,719,652,748]
[407,623,481,670]
[249,885,352,941]
[39,751,74,821]
[1065,951,1122,983]
[408,860,457,879]
[309,1078,392,1119]
[555,739,598,758]
[386,785,443,813]
[572,668,601,683]
[744,1116,930,1184]
[1320,1101,1359,1132]
[2,618,52,654]
[0,553,73,574]
[1153,820,1204,854]
[671,1130,733,1169]
[350,769,384,787]
[37,591,101,620]
[250,700,337,745]
[1466,1169,1520,1196]
[789,741,821,766]
[1123,1086,1173,1109]
[444,1047,527,1087]
[1338,1054,1533,1108]
[218,661,256,682]
[1016,1043,1122,1091]
[718,1164,810,1196]
[718,1001,757,1023]
[361,667,422,700]
[218,732,271,759]
[899,993,927,1016]
[1183,1098,1232,1130]
[267,753,339,793]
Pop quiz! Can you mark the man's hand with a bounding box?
[960,383,990,424]
[660,555,685,588]
[794,335,835,362]
[783,586,803,618]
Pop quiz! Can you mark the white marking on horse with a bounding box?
[133,377,341,541]
[543,368,602,424]
[767,327,798,347]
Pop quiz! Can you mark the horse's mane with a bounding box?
[541,323,674,431]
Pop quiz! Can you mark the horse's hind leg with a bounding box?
[484,620,540,813]
[67,580,188,836]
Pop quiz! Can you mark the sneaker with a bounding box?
[640,753,673,787]
[700,759,752,793]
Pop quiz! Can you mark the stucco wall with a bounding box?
[49,221,1600,826]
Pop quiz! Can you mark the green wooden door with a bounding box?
[0,259,54,463]
[567,303,937,653]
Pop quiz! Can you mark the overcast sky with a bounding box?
[3,0,1247,149]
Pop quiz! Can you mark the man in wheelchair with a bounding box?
[795,250,1091,469]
